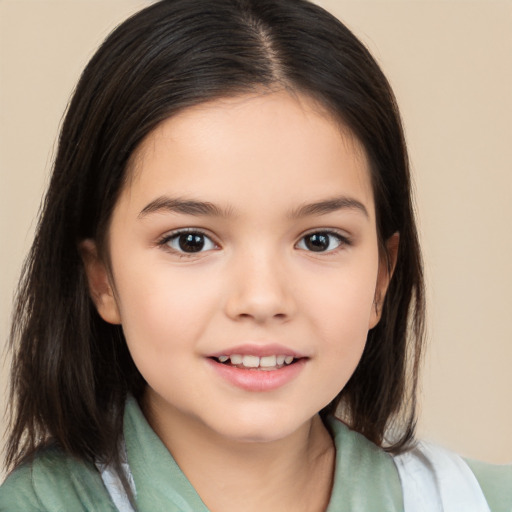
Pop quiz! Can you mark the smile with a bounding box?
[207,352,307,392]
[213,354,297,370]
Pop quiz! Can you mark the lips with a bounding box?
[206,344,308,391]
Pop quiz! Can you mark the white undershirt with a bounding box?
[99,442,489,512]
[393,441,490,512]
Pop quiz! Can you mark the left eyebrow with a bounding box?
[288,196,370,219]
[138,196,232,218]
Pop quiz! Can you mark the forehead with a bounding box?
[122,90,374,218]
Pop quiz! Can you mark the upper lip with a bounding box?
[207,343,308,359]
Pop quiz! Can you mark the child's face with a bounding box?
[85,91,394,443]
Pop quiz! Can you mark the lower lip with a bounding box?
[206,358,307,392]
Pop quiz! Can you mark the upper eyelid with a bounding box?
[157,229,219,257]
[297,228,351,241]
[295,229,352,252]
[158,227,216,242]
[156,227,351,245]
[155,228,219,252]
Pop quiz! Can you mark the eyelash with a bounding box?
[157,229,351,256]
[157,228,218,257]
[296,230,351,253]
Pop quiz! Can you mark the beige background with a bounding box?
[1,0,511,470]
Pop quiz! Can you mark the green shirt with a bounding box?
[1,397,510,511]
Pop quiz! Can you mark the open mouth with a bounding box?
[210,354,301,371]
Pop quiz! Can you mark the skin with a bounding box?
[82,90,397,511]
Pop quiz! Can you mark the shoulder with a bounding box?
[465,458,512,512]
[326,417,404,511]
[394,440,511,512]
[0,445,116,512]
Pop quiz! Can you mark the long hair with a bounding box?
[5,0,425,477]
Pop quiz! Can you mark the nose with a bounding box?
[224,248,296,324]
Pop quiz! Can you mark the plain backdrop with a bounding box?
[1,0,511,472]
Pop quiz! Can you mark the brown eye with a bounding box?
[297,232,344,252]
[178,233,205,252]
[164,231,217,253]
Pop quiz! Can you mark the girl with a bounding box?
[1,0,510,510]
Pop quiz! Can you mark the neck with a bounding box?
[143,395,335,512]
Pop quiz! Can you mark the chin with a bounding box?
[207,411,314,445]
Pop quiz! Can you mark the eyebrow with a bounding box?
[288,196,369,219]
[138,196,231,218]
[138,195,369,220]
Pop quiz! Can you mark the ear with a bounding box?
[79,239,122,325]
[368,232,399,329]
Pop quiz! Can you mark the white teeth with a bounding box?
[260,355,277,367]
[230,354,243,365]
[242,355,260,368]
[216,354,297,368]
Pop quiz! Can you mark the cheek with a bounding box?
[302,260,378,377]
[307,262,377,335]
[111,258,220,354]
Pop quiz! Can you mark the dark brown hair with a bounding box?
[5,0,424,479]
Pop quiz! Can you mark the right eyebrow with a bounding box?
[138,196,232,219]
[288,196,369,220]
